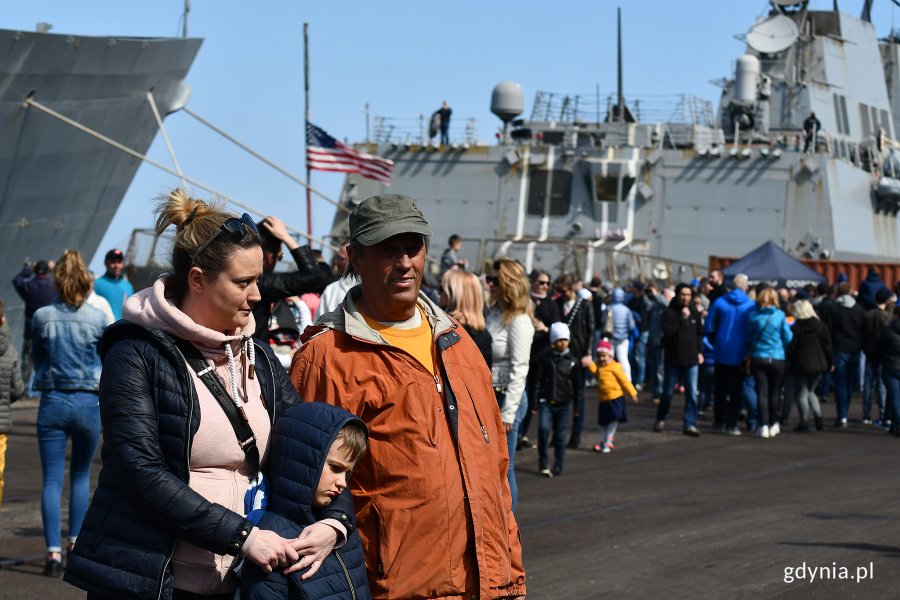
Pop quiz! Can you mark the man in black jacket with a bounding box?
[822,282,867,427]
[653,284,704,436]
[861,287,893,423]
[252,216,324,341]
[12,259,57,390]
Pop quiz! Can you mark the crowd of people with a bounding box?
[2,186,899,599]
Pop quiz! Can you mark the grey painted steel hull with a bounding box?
[329,143,889,279]
[0,28,201,336]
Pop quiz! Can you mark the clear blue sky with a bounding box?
[5,0,899,273]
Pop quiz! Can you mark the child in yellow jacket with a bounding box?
[582,339,638,453]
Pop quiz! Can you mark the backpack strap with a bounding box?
[173,337,260,474]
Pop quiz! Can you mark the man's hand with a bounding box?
[580,356,593,368]
[244,529,299,574]
[261,216,300,250]
[283,522,339,579]
[681,306,691,318]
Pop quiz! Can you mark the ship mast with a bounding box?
[182,0,190,38]
[616,6,624,122]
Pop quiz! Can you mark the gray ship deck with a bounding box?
[1,393,897,599]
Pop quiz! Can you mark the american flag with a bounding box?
[306,122,393,184]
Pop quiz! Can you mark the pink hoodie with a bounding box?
[123,278,269,595]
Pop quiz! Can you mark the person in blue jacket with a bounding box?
[746,287,793,439]
[705,274,756,435]
[241,403,371,600]
[608,288,636,382]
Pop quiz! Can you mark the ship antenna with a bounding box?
[861,0,874,22]
[182,0,190,38]
[616,6,624,122]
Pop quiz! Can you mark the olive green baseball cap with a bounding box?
[349,193,432,246]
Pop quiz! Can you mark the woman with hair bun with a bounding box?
[32,250,108,578]
[65,189,354,600]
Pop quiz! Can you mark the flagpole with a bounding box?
[303,22,313,241]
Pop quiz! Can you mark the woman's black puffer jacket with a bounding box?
[64,322,354,600]
[787,317,833,375]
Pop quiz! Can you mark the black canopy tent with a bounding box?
[722,241,827,289]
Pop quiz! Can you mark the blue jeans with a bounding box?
[743,374,758,431]
[833,351,860,421]
[630,330,649,386]
[863,360,886,419]
[882,369,900,425]
[699,363,715,411]
[656,364,699,428]
[645,343,664,398]
[538,401,571,474]
[37,390,101,552]
[505,392,528,512]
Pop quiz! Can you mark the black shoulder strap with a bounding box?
[173,337,260,473]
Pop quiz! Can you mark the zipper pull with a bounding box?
[481,425,490,443]
[434,374,442,393]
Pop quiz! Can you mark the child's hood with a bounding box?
[266,402,366,525]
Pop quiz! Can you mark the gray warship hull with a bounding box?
[0,28,201,335]
[329,3,900,283]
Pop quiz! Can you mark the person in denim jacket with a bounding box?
[31,250,108,577]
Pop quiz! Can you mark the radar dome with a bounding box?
[491,81,524,123]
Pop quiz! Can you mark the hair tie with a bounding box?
[182,207,199,229]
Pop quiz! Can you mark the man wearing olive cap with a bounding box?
[291,194,526,600]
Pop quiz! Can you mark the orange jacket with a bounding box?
[290,288,525,600]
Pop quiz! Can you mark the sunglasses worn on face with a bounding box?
[536,280,550,286]
[485,275,499,285]
[190,213,258,264]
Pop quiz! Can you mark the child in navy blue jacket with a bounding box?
[241,403,371,600]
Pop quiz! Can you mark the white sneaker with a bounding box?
[540,467,553,478]
[756,425,770,439]
[769,422,780,437]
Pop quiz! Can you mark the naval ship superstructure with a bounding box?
[328,0,900,282]
[0,26,200,334]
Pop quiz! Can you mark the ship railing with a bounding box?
[529,91,716,127]
[450,236,706,285]
[371,115,479,146]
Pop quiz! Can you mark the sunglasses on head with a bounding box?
[190,213,258,264]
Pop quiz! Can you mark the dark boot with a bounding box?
[814,415,824,431]
[567,431,581,449]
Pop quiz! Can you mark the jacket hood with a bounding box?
[122,277,254,361]
[266,403,366,525]
[836,294,856,308]
[313,284,458,344]
[725,288,750,305]
[611,288,625,304]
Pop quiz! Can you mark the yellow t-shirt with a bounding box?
[362,306,436,376]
